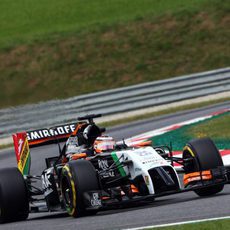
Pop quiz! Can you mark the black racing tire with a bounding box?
[183,137,224,197]
[0,168,29,223]
[61,160,100,217]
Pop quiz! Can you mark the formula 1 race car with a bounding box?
[0,114,229,223]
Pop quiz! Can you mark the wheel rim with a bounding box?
[62,177,73,211]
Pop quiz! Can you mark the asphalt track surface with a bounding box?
[0,101,229,229]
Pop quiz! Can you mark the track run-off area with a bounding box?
[0,101,229,230]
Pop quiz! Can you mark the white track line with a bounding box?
[125,216,230,230]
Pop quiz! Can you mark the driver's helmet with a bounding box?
[93,136,115,153]
[83,124,102,145]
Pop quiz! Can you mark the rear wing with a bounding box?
[26,123,77,147]
[12,123,78,175]
[12,114,105,175]
[12,132,31,176]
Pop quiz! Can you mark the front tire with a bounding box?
[183,138,224,197]
[61,160,100,217]
[0,168,29,223]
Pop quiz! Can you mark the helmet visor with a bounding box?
[94,140,115,152]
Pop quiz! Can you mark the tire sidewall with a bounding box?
[183,138,224,196]
[61,160,99,217]
[0,168,29,223]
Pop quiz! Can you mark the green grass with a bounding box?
[0,0,209,49]
[0,0,229,108]
[150,111,230,150]
[150,219,230,230]
[189,113,230,139]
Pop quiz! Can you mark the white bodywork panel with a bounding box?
[113,147,181,194]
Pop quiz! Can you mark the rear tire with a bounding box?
[61,160,100,217]
[0,168,29,223]
[183,138,224,197]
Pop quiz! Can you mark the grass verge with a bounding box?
[189,112,230,139]
[0,0,229,108]
[150,108,230,150]
[0,0,210,50]
[149,219,230,230]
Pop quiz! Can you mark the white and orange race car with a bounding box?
[0,114,229,223]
